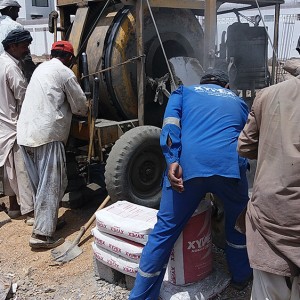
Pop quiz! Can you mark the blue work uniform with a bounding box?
[129,84,252,300]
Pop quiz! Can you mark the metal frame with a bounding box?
[56,0,283,161]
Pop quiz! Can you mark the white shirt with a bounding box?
[0,52,27,166]
[0,15,23,54]
[17,58,88,147]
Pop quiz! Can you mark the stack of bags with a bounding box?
[92,199,213,287]
[91,201,158,278]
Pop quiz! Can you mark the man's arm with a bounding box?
[64,76,88,117]
[237,92,263,159]
[160,86,184,192]
[6,64,27,112]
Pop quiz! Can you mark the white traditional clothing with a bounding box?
[17,57,88,237]
[0,51,33,214]
[21,142,67,236]
[0,15,23,54]
[17,58,88,146]
[0,52,25,165]
[251,269,300,300]
[3,142,33,214]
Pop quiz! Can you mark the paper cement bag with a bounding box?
[167,199,212,285]
[92,227,143,263]
[95,201,158,244]
[92,242,139,277]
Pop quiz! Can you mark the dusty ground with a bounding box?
[0,194,251,300]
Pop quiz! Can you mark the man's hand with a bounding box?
[168,162,184,193]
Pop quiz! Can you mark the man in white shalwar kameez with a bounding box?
[0,29,34,218]
[0,0,22,53]
[0,0,36,82]
[17,41,88,249]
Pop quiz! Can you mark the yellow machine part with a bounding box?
[86,6,204,125]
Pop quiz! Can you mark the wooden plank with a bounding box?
[136,0,145,126]
[57,0,87,6]
[203,0,216,70]
[68,6,89,57]
[57,0,283,8]
[122,0,205,9]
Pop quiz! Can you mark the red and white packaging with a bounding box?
[92,242,139,277]
[91,227,143,263]
[95,201,158,245]
[167,199,212,285]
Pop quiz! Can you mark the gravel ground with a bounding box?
[0,194,251,300]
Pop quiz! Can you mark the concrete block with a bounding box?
[125,274,135,290]
[93,256,124,284]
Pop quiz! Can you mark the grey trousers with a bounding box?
[21,142,68,237]
[3,142,34,215]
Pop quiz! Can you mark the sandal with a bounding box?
[7,210,21,219]
[29,234,64,249]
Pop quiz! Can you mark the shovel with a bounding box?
[51,195,111,263]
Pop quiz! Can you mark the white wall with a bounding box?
[17,0,55,19]
[24,24,57,56]
[15,0,57,55]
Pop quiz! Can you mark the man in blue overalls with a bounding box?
[129,69,252,299]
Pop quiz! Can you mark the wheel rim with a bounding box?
[128,146,165,199]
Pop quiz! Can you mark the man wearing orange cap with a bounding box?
[17,41,88,249]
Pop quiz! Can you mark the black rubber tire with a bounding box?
[105,126,165,208]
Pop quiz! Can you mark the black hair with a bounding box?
[3,43,10,51]
[0,7,10,14]
[3,41,28,51]
[200,78,227,88]
[200,69,229,88]
[51,49,73,59]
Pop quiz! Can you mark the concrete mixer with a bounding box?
[51,0,283,208]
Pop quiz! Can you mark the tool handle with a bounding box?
[92,77,100,119]
[73,195,111,245]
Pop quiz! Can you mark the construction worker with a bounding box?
[17,41,88,249]
[0,0,36,82]
[0,29,34,219]
[129,69,252,299]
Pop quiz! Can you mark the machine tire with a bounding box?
[105,126,165,208]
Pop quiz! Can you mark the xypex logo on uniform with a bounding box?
[194,85,236,99]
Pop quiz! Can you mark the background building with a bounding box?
[16,0,56,56]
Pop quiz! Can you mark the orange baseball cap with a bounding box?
[51,41,74,55]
